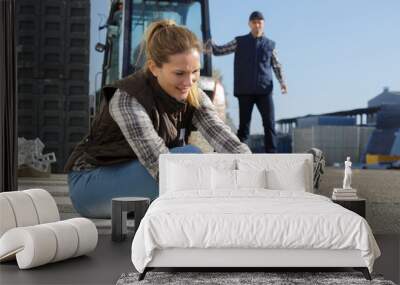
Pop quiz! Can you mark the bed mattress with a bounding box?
[131,190,380,273]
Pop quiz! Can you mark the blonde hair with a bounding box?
[143,20,202,108]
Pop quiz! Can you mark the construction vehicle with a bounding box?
[95,0,226,122]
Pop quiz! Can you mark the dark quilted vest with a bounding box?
[234,33,275,95]
[64,70,195,172]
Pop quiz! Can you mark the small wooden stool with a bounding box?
[111,197,150,242]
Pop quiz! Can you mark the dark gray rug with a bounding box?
[116,271,396,285]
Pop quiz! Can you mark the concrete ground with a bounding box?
[318,167,400,234]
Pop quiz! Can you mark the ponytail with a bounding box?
[142,20,202,108]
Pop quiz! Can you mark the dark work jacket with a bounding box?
[234,33,275,96]
[64,70,195,172]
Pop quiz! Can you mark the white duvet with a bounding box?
[131,190,380,273]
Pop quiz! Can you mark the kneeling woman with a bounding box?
[64,20,251,218]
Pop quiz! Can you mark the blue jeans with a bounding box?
[236,92,277,153]
[68,145,201,218]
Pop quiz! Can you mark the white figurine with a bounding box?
[342,156,352,189]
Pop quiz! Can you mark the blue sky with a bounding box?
[90,0,400,133]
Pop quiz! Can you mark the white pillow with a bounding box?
[236,169,268,189]
[211,168,268,191]
[167,163,211,191]
[212,168,237,191]
[266,161,306,191]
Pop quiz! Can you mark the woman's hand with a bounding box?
[281,83,288,94]
[203,39,213,54]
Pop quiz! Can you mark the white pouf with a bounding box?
[0,189,98,269]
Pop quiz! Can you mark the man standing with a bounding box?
[207,11,287,153]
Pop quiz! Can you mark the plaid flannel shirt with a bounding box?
[107,89,251,180]
[211,38,286,86]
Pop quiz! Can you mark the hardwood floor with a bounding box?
[0,234,398,285]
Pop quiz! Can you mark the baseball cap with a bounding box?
[249,11,264,21]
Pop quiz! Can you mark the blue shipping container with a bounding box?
[297,116,356,128]
[366,128,397,155]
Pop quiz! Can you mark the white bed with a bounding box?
[131,154,380,280]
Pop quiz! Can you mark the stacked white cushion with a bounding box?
[42,221,79,262]
[0,196,17,237]
[0,189,98,269]
[0,218,97,269]
[0,189,59,235]
[1,191,40,227]
[0,225,57,267]
[24,188,60,223]
[63,218,98,257]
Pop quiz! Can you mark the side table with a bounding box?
[111,197,150,242]
[332,198,366,218]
